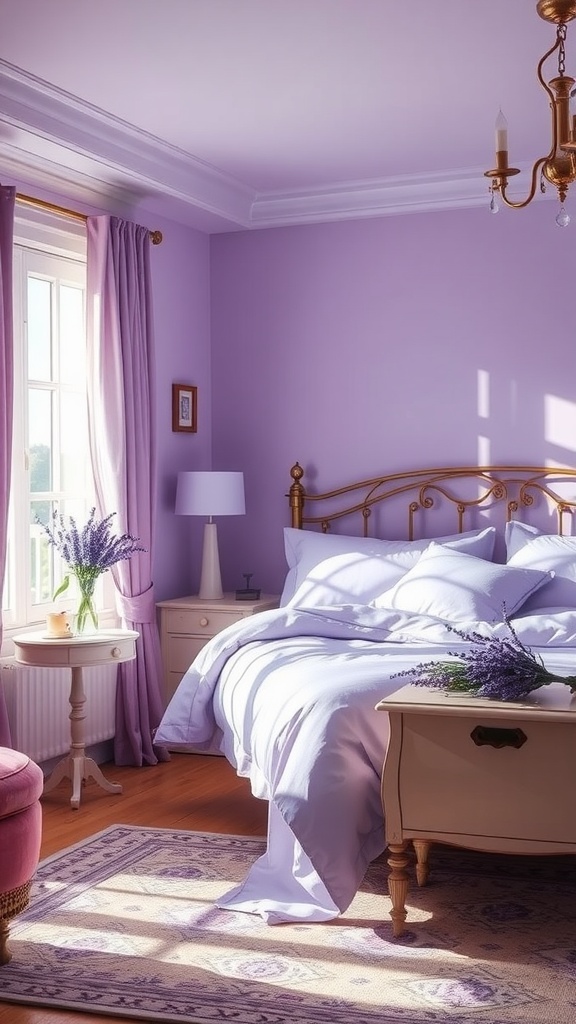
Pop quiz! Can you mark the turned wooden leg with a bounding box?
[0,880,31,966]
[0,918,12,966]
[412,839,432,886]
[387,840,410,937]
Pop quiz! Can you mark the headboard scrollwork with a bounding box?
[288,463,576,538]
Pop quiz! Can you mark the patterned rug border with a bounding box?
[37,824,268,866]
[1,824,575,1024]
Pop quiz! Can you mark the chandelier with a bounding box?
[485,0,576,226]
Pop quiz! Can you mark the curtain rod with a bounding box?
[15,192,163,245]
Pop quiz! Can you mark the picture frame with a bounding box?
[172,383,198,433]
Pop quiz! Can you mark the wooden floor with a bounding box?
[1,752,268,1024]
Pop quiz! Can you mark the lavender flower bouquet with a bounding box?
[393,613,576,702]
[39,508,145,633]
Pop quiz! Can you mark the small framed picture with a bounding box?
[172,383,198,433]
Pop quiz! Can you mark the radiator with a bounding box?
[0,658,117,763]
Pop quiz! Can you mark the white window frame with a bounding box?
[1,206,115,656]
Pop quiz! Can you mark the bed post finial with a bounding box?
[289,462,305,529]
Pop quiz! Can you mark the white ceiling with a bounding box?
[0,0,572,232]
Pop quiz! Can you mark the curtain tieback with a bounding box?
[115,585,156,624]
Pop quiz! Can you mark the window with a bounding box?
[2,207,109,641]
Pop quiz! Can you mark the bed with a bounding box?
[155,462,576,924]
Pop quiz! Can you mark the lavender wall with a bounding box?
[147,216,211,601]
[211,202,576,595]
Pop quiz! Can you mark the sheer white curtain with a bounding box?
[86,215,168,765]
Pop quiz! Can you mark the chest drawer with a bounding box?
[398,713,576,844]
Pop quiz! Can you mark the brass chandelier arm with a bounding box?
[499,157,548,207]
[536,36,564,146]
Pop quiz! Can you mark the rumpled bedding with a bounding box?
[154,604,576,923]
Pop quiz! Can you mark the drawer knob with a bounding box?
[111,646,122,659]
[199,617,209,627]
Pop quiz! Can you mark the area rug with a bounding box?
[1,827,575,1024]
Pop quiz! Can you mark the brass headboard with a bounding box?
[288,463,576,539]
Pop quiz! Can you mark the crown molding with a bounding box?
[0,61,256,231]
[249,169,492,227]
[0,60,543,234]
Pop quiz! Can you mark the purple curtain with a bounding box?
[86,215,168,765]
[0,186,15,747]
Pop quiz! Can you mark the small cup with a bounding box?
[46,611,73,638]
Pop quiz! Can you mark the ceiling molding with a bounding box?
[0,61,255,231]
[0,60,544,234]
[249,169,493,227]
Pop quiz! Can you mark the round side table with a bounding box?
[12,629,139,810]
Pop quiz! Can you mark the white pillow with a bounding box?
[506,522,576,611]
[372,542,553,623]
[281,525,496,608]
[504,520,541,559]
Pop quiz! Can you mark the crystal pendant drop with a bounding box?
[556,206,570,227]
[489,194,499,214]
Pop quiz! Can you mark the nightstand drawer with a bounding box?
[168,636,209,674]
[163,608,241,636]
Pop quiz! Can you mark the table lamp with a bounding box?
[175,471,246,599]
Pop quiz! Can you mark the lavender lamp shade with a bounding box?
[175,472,246,599]
[175,472,246,518]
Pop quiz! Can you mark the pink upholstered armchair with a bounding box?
[0,747,43,965]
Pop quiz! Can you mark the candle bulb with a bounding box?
[495,109,509,163]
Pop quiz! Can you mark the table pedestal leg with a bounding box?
[43,665,122,810]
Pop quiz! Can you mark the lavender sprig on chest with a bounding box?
[392,613,576,702]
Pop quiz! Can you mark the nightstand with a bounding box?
[156,593,279,705]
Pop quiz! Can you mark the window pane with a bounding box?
[30,500,54,605]
[61,392,89,492]
[27,276,52,381]
[60,283,85,384]
[28,389,52,493]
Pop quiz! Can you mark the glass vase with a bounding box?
[73,567,100,635]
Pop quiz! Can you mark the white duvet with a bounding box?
[155,604,576,923]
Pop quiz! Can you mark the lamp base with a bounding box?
[198,521,224,600]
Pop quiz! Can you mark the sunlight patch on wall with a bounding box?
[477,370,489,420]
[477,436,490,466]
[543,397,576,532]
[544,395,576,454]
[477,371,491,470]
